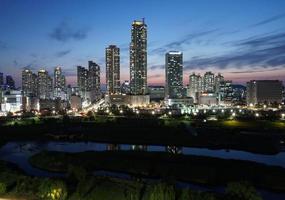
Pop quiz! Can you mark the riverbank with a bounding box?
[29,150,285,192]
[0,117,284,155]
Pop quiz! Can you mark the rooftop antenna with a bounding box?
[142,17,145,24]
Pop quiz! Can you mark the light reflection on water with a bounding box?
[1,141,285,200]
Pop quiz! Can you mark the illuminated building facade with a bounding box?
[106,45,120,94]
[130,19,147,95]
[165,51,183,99]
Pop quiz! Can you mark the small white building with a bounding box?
[1,90,23,113]
[198,93,217,106]
[105,94,150,107]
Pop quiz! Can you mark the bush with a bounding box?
[38,179,68,200]
[145,183,175,200]
[226,181,262,200]
[67,165,87,182]
[178,189,190,200]
[0,182,7,195]
[15,176,40,195]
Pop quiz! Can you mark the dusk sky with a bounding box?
[1,0,285,87]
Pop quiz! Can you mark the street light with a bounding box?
[255,113,259,117]
[151,111,155,115]
[232,112,236,117]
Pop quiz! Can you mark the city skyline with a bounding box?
[1,0,285,87]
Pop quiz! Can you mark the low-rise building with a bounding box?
[1,90,22,113]
[246,80,283,105]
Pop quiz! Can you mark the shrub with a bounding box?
[146,183,175,200]
[38,179,68,200]
[0,182,7,195]
[226,181,262,200]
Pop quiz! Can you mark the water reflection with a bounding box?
[0,142,284,200]
[0,141,285,175]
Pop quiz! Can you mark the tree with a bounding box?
[225,181,262,200]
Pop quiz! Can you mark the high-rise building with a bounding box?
[189,73,203,102]
[22,69,37,96]
[215,73,224,94]
[54,67,66,99]
[130,19,147,95]
[219,80,233,105]
[77,66,89,99]
[165,51,183,99]
[88,61,100,98]
[246,80,283,105]
[6,75,15,89]
[106,45,120,94]
[203,71,215,93]
[37,70,52,99]
[0,72,3,86]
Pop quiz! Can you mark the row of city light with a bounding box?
[94,107,285,119]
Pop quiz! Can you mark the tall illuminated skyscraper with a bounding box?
[106,45,120,94]
[203,71,215,93]
[54,66,66,99]
[130,19,147,95]
[0,72,3,86]
[77,66,88,99]
[88,60,100,94]
[189,73,202,102]
[37,69,52,99]
[165,51,183,99]
[22,69,37,96]
[6,75,15,89]
[214,73,224,94]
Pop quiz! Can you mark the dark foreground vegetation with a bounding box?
[29,150,285,192]
[1,116,284,154]
[0,159,263,200]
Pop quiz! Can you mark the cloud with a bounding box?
[22,63,38,71]
[251,13,285,27]
[149,74,163,78]
[55,49,72,57]
[149,65,164,70]
[235,32,285,48]
[151,29,219,55]
[63,68,77,76]
[50,21,89,42]
[183,31,285,71]
[229,68,282,74]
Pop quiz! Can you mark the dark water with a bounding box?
[0,141,285,200]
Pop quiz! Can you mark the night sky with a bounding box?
[1,0,285,87]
